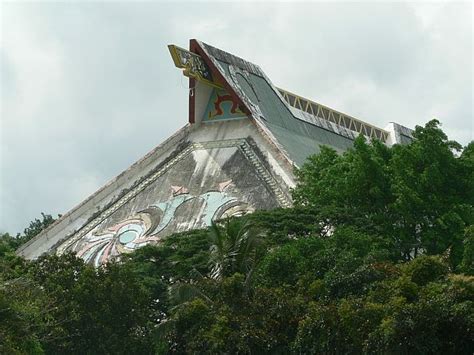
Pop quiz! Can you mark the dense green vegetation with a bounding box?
[1,120,473,354]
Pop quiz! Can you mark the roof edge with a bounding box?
[194,39,296,167]
[17,124,191,258]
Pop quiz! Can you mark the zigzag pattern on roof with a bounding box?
[277,88,389,141]
[169,43,389,142]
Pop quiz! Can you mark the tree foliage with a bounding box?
[1,120,473,353]
[293,120,473,266]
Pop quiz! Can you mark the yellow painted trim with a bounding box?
[168,45,222,89]
[168,44,185,68]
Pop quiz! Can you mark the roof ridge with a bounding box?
[198,40,264,77]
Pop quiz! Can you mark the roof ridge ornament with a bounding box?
[168,44,222,88]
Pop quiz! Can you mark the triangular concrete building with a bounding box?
[18,40,413,265]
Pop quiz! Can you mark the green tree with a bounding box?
[29,253,155,354]
[208,218,263,280]
[292,257,474,354]
[293,120,473,266]
[20,213,56,244]
[0,278,48,354]
[292,137,393,234]
[1,120,472,354]
[461,226,474,275]
[389,120,472,262]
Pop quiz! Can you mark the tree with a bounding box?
[208,218,263,280]
[21,213,56,243]
[292,138,393,233]
[29,253,155,354]
[389,120,472,262]
[461,226,474,275]
[292,256,474,354]
[292,120,474,266]
[0,277,48,354]
[1,120,472,353]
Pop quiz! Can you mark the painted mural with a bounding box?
[57,142,288,266]
[203,88,246,121]
[68,180,254,267]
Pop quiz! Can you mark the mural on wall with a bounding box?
[203,88,246,121]
[69,180,254,267]
[57,140,290,266]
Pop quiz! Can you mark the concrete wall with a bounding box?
[18,118,296,265]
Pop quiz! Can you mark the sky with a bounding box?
[1,1,472,234]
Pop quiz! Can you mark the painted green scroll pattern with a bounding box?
[71,181,253,267]
[56,139,291,266]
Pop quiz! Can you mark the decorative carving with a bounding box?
[168,45,218,87]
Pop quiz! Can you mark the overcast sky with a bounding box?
[1,1,472,234]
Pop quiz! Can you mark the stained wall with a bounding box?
[17,119,295,264]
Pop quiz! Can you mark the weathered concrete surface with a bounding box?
[18,119,295,264]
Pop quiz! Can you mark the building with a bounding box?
[17,39,413,266]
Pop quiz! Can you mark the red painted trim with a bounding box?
[189,39,251,117]
[188,77,196,124]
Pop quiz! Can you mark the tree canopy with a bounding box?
[1,120,473,354]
